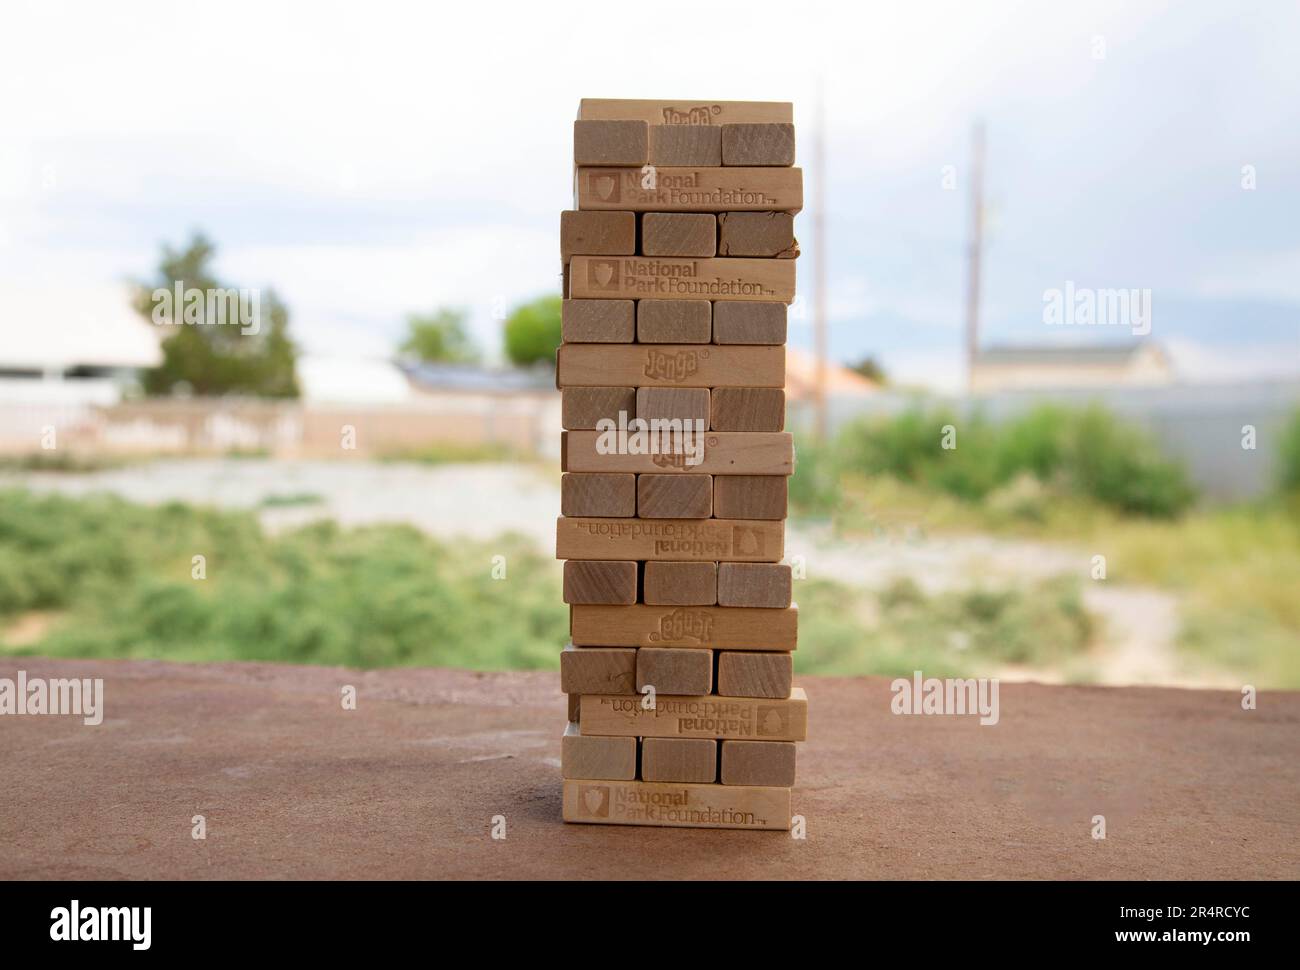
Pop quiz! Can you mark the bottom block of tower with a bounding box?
[562,778,790,830]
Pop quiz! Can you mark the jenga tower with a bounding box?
[557,99,803,830]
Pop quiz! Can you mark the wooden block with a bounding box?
[571,603,798,651]
[561,299,635,343]
[557,344,784,388]
[710,388,785,432]
[721,123,796,166]
[641,213,716,257]
[562,261,570,298]
[576,167,803,214]
[637,473,712,518]
[562,722,637,780]
[573,120,648,166]
[565,431,793,476]
[713,475,788,519]
[637,647,713,695]
[636,300,711,343]
[635,387,709,425]
[560,210,636,259]
[717,563,792,608]
[641,737,716,783]
[715,651,793,699]
[563,777,790,829]
[563,560,638,605]
[718,212,798,258]
[569,255,795,303]
[556,516,783,563]
[720,739,796,787]
[578,99,794,125]
[579,687,808,741]
[568,692,581,722]
[712,302,787,345]
[559,643,637,694]
[649,125,722,166]
[562,387,634,430]
[560,473,636,517]
[642,561,717,606]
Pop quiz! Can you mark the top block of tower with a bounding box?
[578,99,793,125]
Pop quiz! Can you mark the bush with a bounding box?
[1277,407,1300,494]
[504,295,562,367]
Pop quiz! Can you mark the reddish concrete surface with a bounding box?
[1,658,1297,880]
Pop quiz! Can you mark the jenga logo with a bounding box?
[756,706,787,737]
[643,349,699,383]
[651,608,713,643]
[588,259,619,291]
[731,526,764,557]
[661,105,722,125]
[589,172,620,202]
[578,785,610,817]
[650,450,690,469]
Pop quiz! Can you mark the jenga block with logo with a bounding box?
[556,517,782,563]
[636,300,711,343]
[642,561,717,606]
[716,562,792,608]
[565,431,792,476]
[721,123,796,166]
[635,387,709,426]
[569,255,795,303]
[561,722,638,780]
[563,560,638,605]
[637,473,712,518]
[559,643,637,695]
[579,687,808,740]
[557,343,783,388]
[563,778,791,829]
[561,299,635,343]
[560,211,636,258]
[709,387,785,432]
[711,302,787,345]
[640,737,717,783]
[578,99,794,125]
[562,387,635,430]
[570,603,798,650]
[573,120,648,166]
[576,167,803,214]
[718,212,798,258]
[636,646,713,695]
[641,213,717,257]
[560,473,636,518]
[715,651,793,699]
[713,475,788,519]
[720,739,797,787]
[649,125,722,166]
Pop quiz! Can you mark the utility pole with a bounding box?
[964,121,985,394]
[813,80,828,440]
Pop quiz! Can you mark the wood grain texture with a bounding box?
[636,300,711,343]
[641,213,716,257]
[642,561,717,605]
[561,722,637,780]
[573,120,648,165]
[635,386,709,425]
[561,299,635,343]
[569,255,795,303]
[557,516,783,563]
[565,431,793,476]
[579,687,808,741]
[576,167,803,214]
[560,210,636,258]
[721,123,796,166]
[709,387,785,432]
[636,646,713,695]
[562,560,638,605]
[561,386,635,430]
[649,125,722,166]
[640,737,717,783]
[560,473,637,517]
[711,301,787,344]
[562,778,791,830]
[715,650,793,699]
[717,211,798,258]
[712,475,789,519]
[559,643,637,695]
[558,344,784,388]
[578,99,793,125]
[637,473,713,518]
[720,739,797,787]
[570,603,798,650]
[716,562,792,608]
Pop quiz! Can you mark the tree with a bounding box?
[398,309,479,364]
[134,233,298,397]
[503,295,562,367]
[848,355,888,385]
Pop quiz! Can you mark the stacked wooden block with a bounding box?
[556,99,804,830]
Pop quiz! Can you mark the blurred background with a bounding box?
[1,1,1297,689]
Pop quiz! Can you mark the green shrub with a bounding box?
[503,295,562,367]
[1277,407,1300,494]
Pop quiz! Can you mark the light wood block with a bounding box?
[721,739,796,787]
[641,213,716,257]
[562,386,634,430]
[561,299,635,343]
[717,562,792,608]
[573,120,648,166]
[713,475,788,519]
[558,344,783,388]
[637,473,712,518]
[579,687,808,741]
[562,777,790,829]
[571,603,798,650]
[712,302,787,345]
[561,722,637,780]
[635,387,709,425]
[722,123,796,166]
[563,560,638,605]
[556,516,782,563]
[576,167,803,214]
[718,211,797,258]
[649,125,722,166]
[560,211,636,258]
[715,651,793,699]
[710,387,785,432]
[569,255,795,303]
[565,431,793,476]
[642,561,717,606]
[559,643,637,695]
[641,737,716,783]
[636,646,713,695]
[560,473,636,517]
[636,300,711,343]
[578,99,793,125]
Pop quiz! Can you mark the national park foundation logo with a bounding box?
[577,784,610,818]
[588,171,620,203]
[588,259,619,291]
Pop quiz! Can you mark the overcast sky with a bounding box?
[2,0,1297,389]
